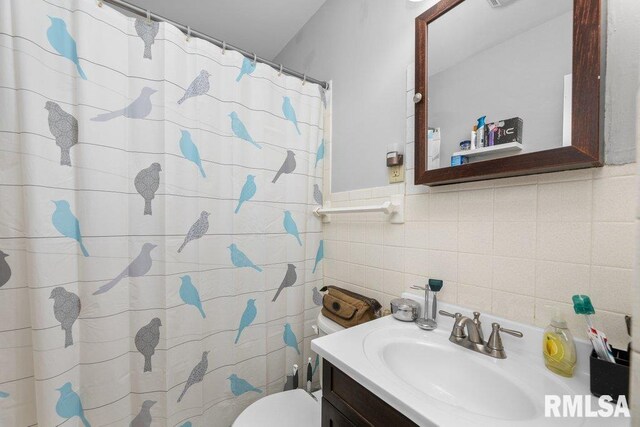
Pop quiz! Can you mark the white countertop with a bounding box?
[312,294,631,427]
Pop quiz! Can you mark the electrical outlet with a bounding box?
[388,165,404,183]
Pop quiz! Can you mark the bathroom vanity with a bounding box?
[312,294,629,426]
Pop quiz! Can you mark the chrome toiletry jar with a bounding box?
[390,298,420,322]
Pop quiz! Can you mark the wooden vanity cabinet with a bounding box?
[322,360,418,427]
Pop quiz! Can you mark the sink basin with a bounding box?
[378,338,536,420]
[362,327,580,424]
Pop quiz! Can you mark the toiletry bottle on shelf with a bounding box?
[543,308,577,378]
[476,116,486,148]
[471,125,477,150]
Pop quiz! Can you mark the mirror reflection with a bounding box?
[426,0,573,170]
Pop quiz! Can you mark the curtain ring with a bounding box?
[186,26,191,42]
[252,53,257,66]
[221,41,226,55]
[146,9,151,24]
[278,64,283,76]
[324,82,330,91]
[97,0,103,7]
[302,74,307,86]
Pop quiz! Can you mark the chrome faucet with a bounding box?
[439,310,523,359]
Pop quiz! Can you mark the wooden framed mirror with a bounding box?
[414,0,605,186]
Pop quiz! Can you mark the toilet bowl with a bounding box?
[232,313,344,427]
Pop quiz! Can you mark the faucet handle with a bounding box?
[486,322,523,354]
[439,310,461,319]
[472,312,483,340]
[499,325,523,338]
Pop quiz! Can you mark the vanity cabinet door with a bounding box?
[322,398,356,427]
[322,360,418,427]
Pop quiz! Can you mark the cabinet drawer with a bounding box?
[322,360,418,427]
[322,398,356,427]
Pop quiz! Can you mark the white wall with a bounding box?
[275,0,640,192]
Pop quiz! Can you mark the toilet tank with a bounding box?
[314,313,344,389]
[316,312,344,336]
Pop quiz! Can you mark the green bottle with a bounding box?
[543,309,577,377]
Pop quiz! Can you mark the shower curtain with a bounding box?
[0,0,328,425]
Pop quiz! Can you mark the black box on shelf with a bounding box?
[486,117,523,146]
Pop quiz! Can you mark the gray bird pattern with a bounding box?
[178,70,211,104]
[312,286,323,306]
[130,400,156,427]
[177,351,209,402]
[135,318,162,373]
[90,87,156,121]
[134,18,159,60]
[0,250,10,288]
[134,163,162,215]
[50,287,81,348]
[45,101,78,167]
[94,243,157,295]
[178,211,210,253]
[272,264,296,302]
[313,184,323,205]
[272,150,296,183]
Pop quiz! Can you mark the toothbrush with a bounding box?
[572,295,615,363]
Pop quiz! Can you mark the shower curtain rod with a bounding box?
[100,0,329,90]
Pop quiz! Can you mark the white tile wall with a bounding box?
[319,66,637,353]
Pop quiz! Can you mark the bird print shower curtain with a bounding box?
[0,0,328,425]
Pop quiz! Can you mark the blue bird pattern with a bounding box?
[236,57,256,82]
[229,111,262,149]
[316,139,325,167]
[235,175,257,214]
[51,200,89,256]
[46,16,87,79]
[282,96,301,135]
[180,275,206,318]
[283,210,302,246]
[55,382,91,427]
[179,129,207,177]
[313,240,324,274]
[228,374,262,396]
[1,6,327,425]
[283,323,300,355]
[235,298,257,344]
[228,243,262,272]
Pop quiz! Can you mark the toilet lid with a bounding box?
[233,389,321,427]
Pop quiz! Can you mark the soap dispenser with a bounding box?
[543,308,577,378]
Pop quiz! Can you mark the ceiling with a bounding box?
[121,0,327,60]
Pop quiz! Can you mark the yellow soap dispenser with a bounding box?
[543,308,577,377]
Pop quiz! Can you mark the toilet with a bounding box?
[233,313,344,427]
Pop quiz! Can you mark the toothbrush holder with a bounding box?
[589,347,629,402]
